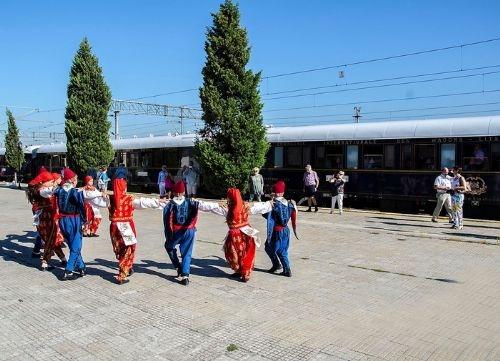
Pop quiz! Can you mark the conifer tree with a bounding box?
[65,37,114,175]
[195,0,268,194]
[4,109,24,185]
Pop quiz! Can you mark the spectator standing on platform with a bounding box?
[183,162,199,198]
[248,167,264,201]
[302,164,319,212]
[329,170,345,215]
[97,166,110,191]
[158,165,169,198]
[450,167,466,230]
[431,167,453,223]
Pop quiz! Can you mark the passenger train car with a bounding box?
[3,115,499,219]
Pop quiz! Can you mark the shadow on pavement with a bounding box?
[366,220,438,229]
[0,230,40,268]
[447,232,499,240]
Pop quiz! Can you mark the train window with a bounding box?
[165,149,178,168]
[401,144,412,169]
[440,144,455,169]
[315,146,326,168]
[346,145,358,169]
[463,142,489,171]
[286,146,302,167]
[325,145,343,169]
[415,144,436,170]
[128,152,140,167]
[384,144,396,169]
[491,143,500,171]
[274,147,283,168]
[363,144,383,169]
[303,146,312,166]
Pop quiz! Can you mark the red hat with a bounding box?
[52,172,61,180]
[84,175,93,184]
[62,168,76,182]
[38,171,54,184]
[273,181,286,194]
[28,175,41,186]
[172,181,185,194]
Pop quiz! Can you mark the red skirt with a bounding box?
[38,210,65,263]
[223,228,256,280]
[83,203,101,235]
[109,221,137,280]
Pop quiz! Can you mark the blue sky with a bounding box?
[1,0,499,144]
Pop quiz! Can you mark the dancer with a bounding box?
[108,176,166,284]
[162,181,225,286]
[264,181,298,277]
[43,168,103,280]
[82,176,102,237]
[27,172,67,270]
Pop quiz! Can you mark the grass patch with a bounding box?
[227,344,238,352]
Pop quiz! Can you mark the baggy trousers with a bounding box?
[164,229,195,277]
[265,227,291,271]
[59,216,84,272]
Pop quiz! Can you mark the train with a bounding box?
[1,115,499,219]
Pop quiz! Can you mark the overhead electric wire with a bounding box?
[123,88,198,102]
[263,36,500,80]
[263,70,500,101]
[264,101,500,121]
[263,64,500,96]
[264,89,500,113]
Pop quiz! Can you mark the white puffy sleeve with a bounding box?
[90,196,109,208]
[250,201,273,215]
[82,189,102,199]
[197,200,228,216]
[39,187,55,198]
[132,197,164,210]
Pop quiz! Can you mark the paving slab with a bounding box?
[0,186,499,360]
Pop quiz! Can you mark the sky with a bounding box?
[1,0,500,145]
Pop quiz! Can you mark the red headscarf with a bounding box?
[226,188,249,228]
[84,175,93,185]
[112,178,127,209]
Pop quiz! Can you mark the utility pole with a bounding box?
[353,106,362,123]
[113,110,120,139]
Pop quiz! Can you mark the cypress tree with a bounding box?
[4,109,24,184]
[65,37,114,176]
[195,0,269,194]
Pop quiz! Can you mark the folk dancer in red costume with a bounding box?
[27,171,67,271]
[264,181,298,277]
[188,188,272,282]
[162,181,231,286]
[108,176,166,284]
[82,175,102,237]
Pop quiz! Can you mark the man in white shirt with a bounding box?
[431,167,453,223]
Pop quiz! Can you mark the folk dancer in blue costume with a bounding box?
[41,167,104,280]
[264,181,298,277]
[163,181,222,286]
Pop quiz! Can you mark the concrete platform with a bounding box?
[0,186,499,360]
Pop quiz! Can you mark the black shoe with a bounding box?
[82,234,89,237]
[77,269,85,277]
[280,269,292,277]
[305,208,312,212]
[92,234,99,237]
[115,277,129,285]
[180,277,189,286]
[176,268,182,278]
[128,268,134,277]
[60,260,67,267]
[267,264,282,273]
[62,272,76,281]
[314,207,318,212]
[31,251,41,258]
[41,265,55,271]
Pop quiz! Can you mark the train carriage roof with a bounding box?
[30,115,500,154]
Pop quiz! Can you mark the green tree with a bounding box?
[195,0,268,194]
[4,109,24,185]
[65,37,113,176]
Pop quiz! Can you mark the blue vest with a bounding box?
[55,187,85,221]
[163,199,199,239]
